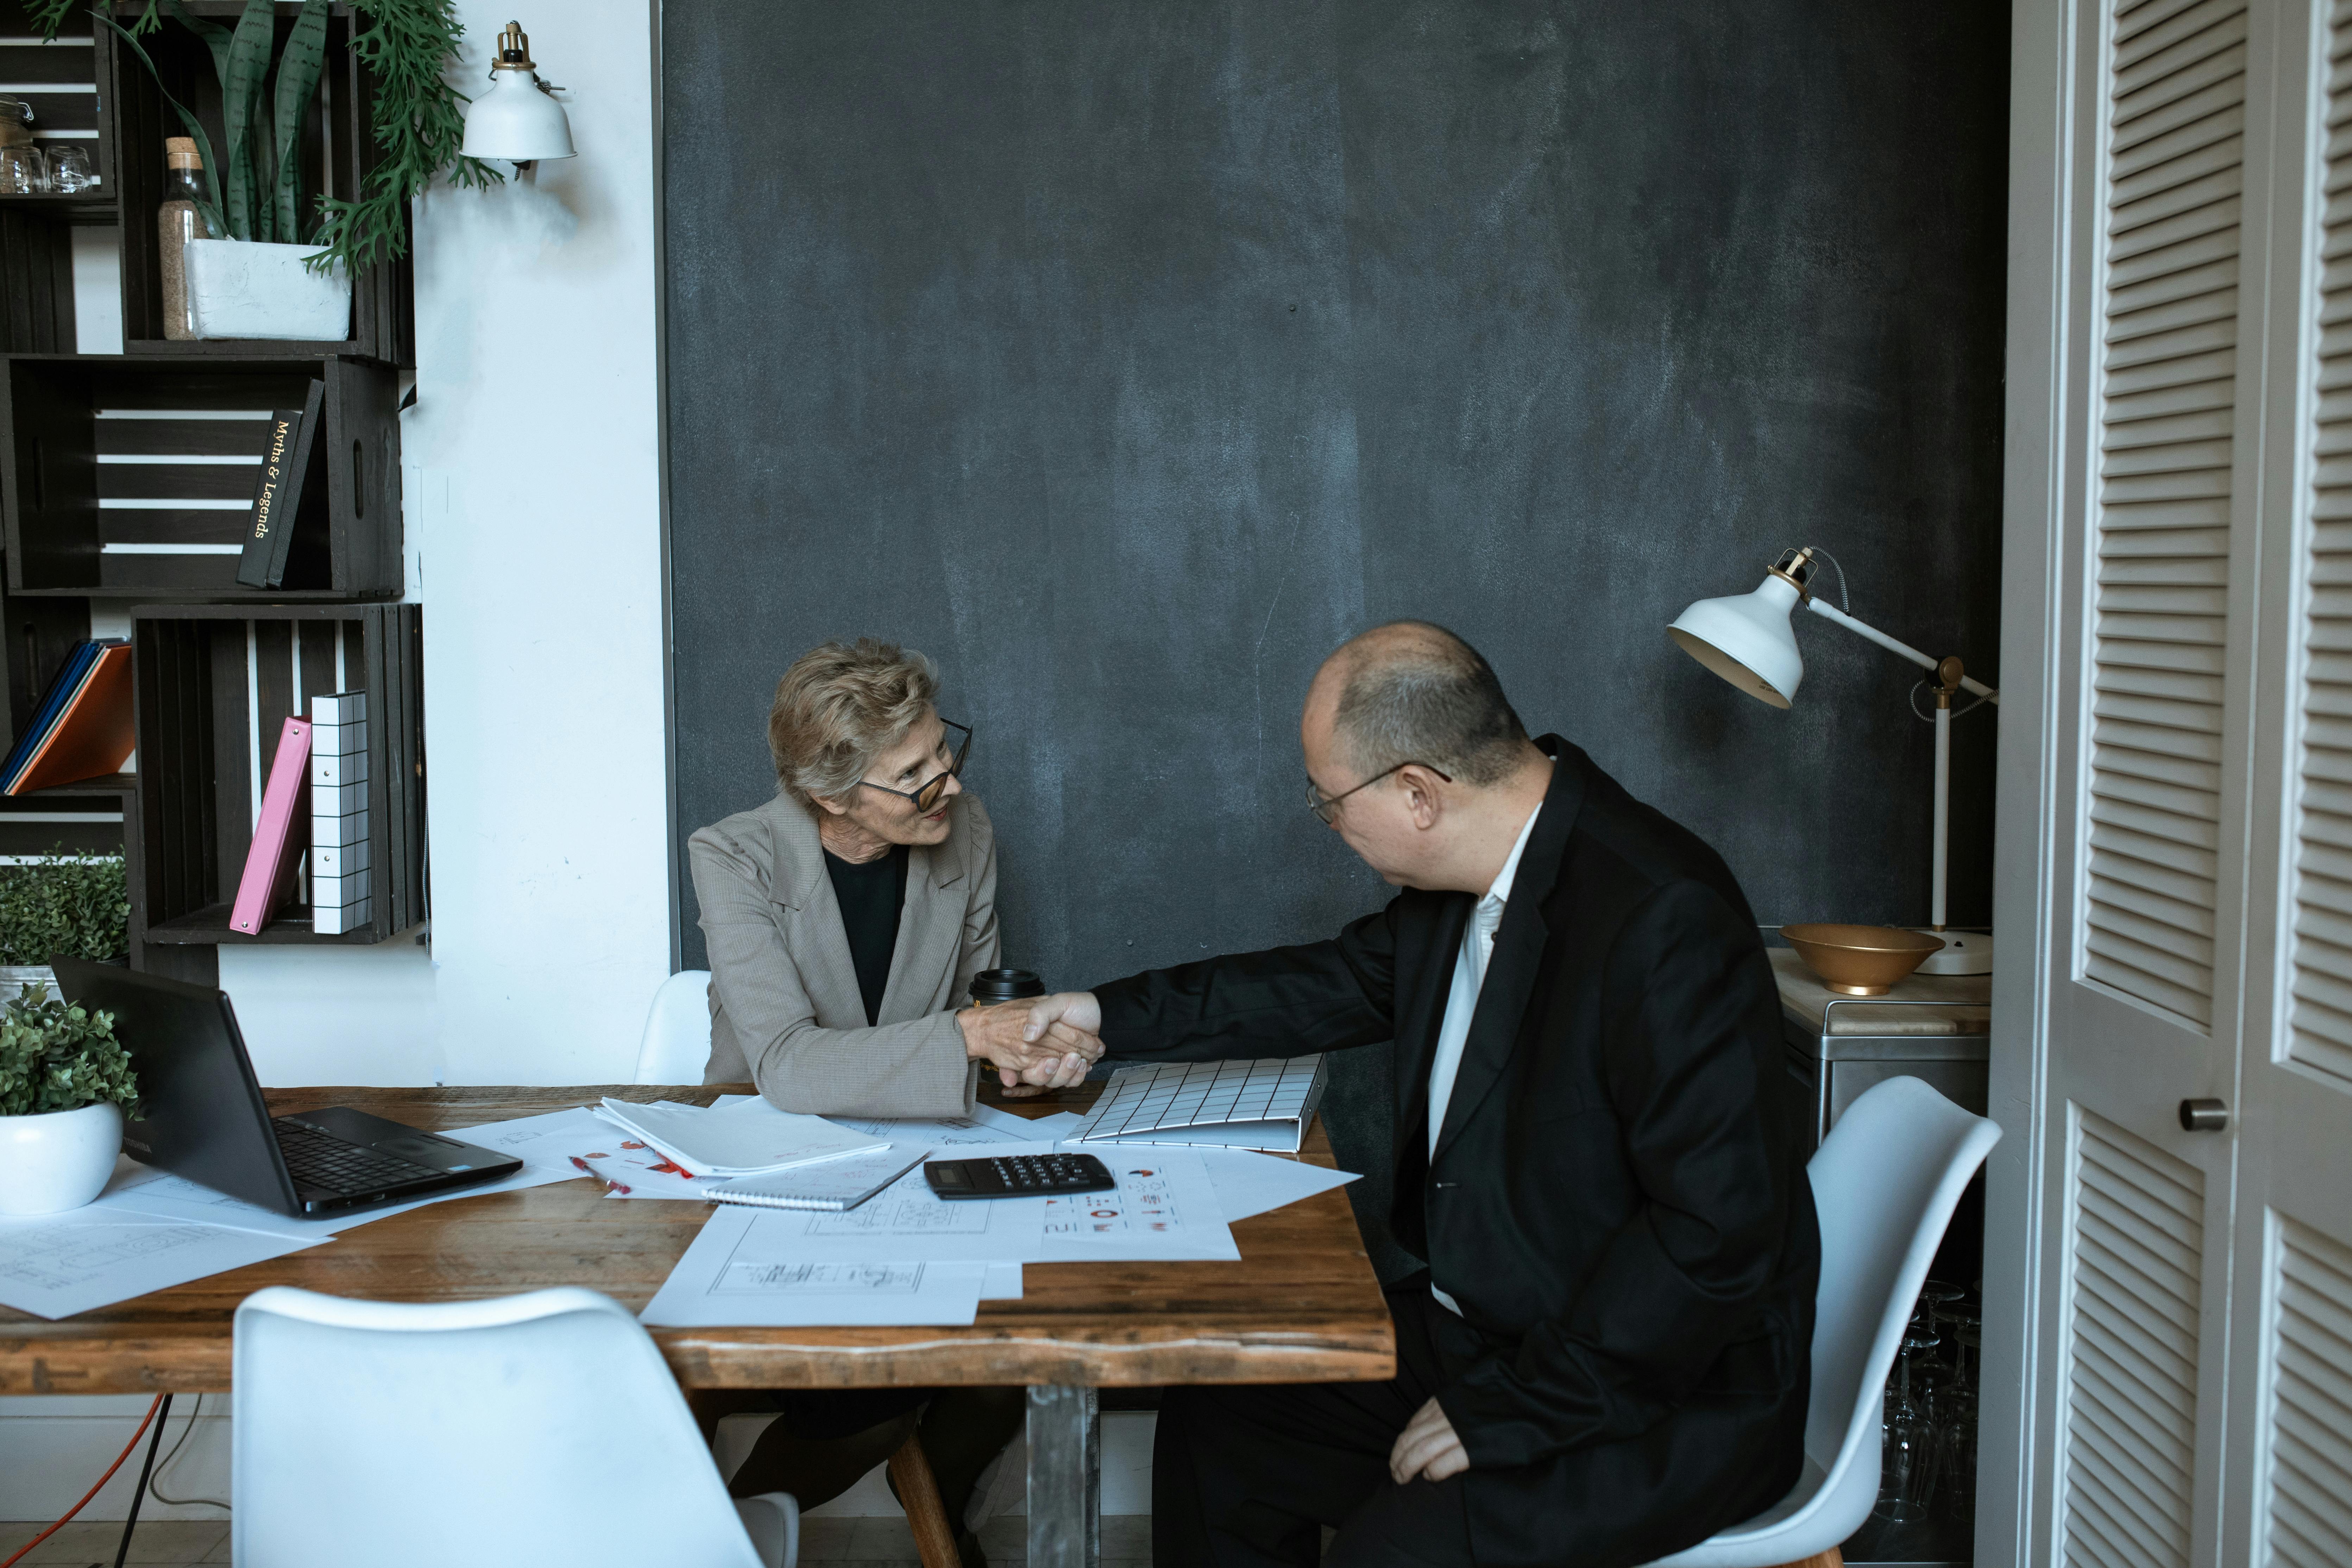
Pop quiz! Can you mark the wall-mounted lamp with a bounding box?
[1669,547,1999,975]
[460,21,575,169]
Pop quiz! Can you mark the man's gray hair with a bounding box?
[1330,622,1529,787]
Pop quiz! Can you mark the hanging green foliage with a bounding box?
[45,0,496,274]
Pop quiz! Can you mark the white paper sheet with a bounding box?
[1036,1148,1239,1262]
[0,1208,328,1320]
[640,1206,989,1327]
[731,1156,1049,1262]
[596,1098,886,1178]
[969,1104,1085,1141]
[982,1261,1023,1300]
[1192,1148,1362,1223]
[95,1163,330,1240]
[827,1111,1030,1147]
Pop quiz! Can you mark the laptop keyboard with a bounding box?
[273,1118,443,1196]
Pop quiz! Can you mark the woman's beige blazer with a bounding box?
[689,791,998,1117]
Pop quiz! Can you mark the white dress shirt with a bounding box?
[1426,800,1542,1315]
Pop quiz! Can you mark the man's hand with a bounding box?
[957,1002,1102,1092]
[1388,1397,1469,1485]
[1020,990,1104,1045]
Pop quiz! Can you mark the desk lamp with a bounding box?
[1667,547,1997,976]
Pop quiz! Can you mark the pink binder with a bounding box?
[231,717,313,936]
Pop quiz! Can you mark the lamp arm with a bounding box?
[1804,597,1999,703]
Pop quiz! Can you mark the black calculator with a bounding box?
[924,1152,1117,1200]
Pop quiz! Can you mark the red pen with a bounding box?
[571,1154,631,1196]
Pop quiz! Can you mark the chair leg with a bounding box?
[888,1427,963,1568]
[1769,1551,1844,1568]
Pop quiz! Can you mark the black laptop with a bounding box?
[55,959,522,1218]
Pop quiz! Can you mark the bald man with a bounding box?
[1017,623,1819,1568]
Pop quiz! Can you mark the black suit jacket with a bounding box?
[1095,739,1818,1483]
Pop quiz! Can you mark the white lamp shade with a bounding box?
[461,69,576,162]
[1667,574,1806,708]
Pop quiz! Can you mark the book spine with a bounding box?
[310,692,371,935]
[260,379,327,589]
[235,410,303,589]
[230,717,312,935]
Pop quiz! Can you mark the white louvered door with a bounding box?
[2215,0,2352,1557]
[2033,0,2271,1562]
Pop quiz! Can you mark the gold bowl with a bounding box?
[1779,923,1944,996]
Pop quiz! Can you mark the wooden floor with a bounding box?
[0,1514,1154,1567]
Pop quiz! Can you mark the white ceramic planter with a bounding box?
[184,238,352,342]
[0,1101,122,1215]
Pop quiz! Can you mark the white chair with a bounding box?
[232,1285,799,1568]
[636,968,715,1084]
[1642,1074,2002,1568]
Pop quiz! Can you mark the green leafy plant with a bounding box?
[0,981,135,1117]
[0,849,131,967]
[41,0,496,274]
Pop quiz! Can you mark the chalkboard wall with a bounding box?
[662,0,2009,1276]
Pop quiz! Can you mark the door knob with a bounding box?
[2178,1097,2228,1133]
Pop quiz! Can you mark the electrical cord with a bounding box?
[1806,546,1852,613]
[1909,680,1996,723]
[0,1395,164,1568]
[147,1392,230,1511]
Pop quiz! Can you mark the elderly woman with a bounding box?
[689,638,1093,1566]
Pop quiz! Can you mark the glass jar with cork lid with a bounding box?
[158,138,216,340]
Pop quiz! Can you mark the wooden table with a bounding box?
[0,1082,1394,1567]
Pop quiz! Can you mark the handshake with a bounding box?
[955,991,1106,1095]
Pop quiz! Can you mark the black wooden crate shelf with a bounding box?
[134,600,421,946]
[0,4,117,353]
[104,1,410,365]
[0,353,401,599]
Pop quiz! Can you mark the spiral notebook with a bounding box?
[705,1145,931,1213]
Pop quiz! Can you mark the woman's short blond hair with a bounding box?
[768,639,941,808]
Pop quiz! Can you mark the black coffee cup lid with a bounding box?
[969,967,1045,1002]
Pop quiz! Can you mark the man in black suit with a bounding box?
[1012,622,1819,1568]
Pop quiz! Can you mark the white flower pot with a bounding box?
[184,238,352,342]
[0,1101,122,1215]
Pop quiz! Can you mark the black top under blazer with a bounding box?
[1094,739,1819,1508]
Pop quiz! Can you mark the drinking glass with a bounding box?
[0,143,44,195]
[1939,1308,1983,1521]
[1877,1328,1941,1523]
[44,146,94,194]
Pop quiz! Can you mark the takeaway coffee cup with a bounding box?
[968,968,1046,1007]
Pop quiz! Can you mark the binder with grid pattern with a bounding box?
[1067,1056,1328,1153]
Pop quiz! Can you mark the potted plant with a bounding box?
[0,848,130,1004]
[0,982,136,1215]
[45,0,496,339]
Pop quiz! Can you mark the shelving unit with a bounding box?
[0,5,422,983]
[0,352,402,599]
[102,0,412,366]
[134,601,422,949]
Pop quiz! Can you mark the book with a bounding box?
[706,1145,931,1213]
[593,1097,888,1179]
[4,643,134,795]
[233,379,327,590]
[229,716,313,936]
[0,640,101,794]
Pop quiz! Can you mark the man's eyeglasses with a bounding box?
[1304,760,1452,825]
[860,720,973,813]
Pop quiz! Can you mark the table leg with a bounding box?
[1026,1383,1100,1568]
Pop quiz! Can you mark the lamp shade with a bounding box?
[1667,574,1805,708]
[460,68,575,162]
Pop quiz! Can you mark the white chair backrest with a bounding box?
[636,969,715,1085]
[1801,1076,2002,1526]
[233,1285,765,1568]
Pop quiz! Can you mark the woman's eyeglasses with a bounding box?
[860,720,973,813]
